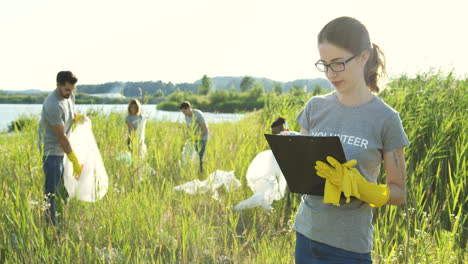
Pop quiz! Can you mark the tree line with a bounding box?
[76,76,332,97]
[157,75,325,112]
[0,75,330,112]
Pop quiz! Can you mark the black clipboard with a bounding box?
[264,134,347,195]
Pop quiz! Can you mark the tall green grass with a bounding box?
[373,72,467,263]
[0,72,466,263]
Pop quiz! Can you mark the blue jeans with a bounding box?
[195,140,207,172]
[295,232,372,264]
[43,155,68,224]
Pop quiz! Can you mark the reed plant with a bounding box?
[0,72,466,263]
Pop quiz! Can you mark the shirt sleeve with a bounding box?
[71,94,76,112]
[296,100,312,132]
[44,104,64,127]
[382,114,410,153]
[196,110,206,125]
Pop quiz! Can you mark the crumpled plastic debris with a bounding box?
[174,170,241,200]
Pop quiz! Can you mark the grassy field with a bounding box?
[0,73,466,263]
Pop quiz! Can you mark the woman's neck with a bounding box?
[336,83,374,106]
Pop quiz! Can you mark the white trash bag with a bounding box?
[180,141,198,165]
[64,117,108,202]
[137,116,147,157]
[174,170,241,200]
[234,150,287,211]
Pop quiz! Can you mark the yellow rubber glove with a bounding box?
[316,156,390,207]
[190,134,201,142]
[315,158,357,206]
[344,166,390,207]
[74,113,85,125]
[67,151,82,179]
[322,180,341,206]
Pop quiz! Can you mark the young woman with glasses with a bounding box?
[294,17,409,263]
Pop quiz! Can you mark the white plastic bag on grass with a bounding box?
[64,117,108,202]
[174,170,241,200]
[116,151,132,165]
[234,150,287,211]
[207,170,241,191]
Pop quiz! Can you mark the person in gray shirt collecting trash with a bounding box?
[38,71,84,225]
[179,101,209,172]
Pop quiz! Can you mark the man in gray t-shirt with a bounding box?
[38,71,83,225]
[179,101,210,172]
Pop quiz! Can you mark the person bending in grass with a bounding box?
[38,71,84,225]
[271,117,300,135]
[179,101,209,172]
[271,117,286,135]
[294,17,409,263]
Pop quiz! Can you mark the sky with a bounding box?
[1,0,467,91]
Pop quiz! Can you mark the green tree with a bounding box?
[229,86,238,99]
[209,89,229,103]
[168,90,187,103]
[198,75,212,95]
[290,85,306,96]
[154,89,164,97]
[240,76,255,92]
[273,82,283,94]
[248,82,265,98]
[312,85,322,95]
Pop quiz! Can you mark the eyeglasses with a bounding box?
[315,54,357,72]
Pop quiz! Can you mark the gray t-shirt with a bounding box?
[125,114,143,134]
[294,91,409,253]
[38,90,75,156]
[185,109,209,141]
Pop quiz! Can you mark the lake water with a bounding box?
[0,104,246,132]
